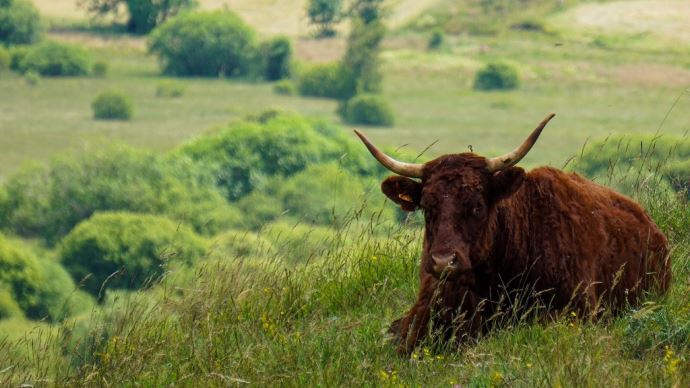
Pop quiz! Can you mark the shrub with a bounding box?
[428,28,444,49]
[236,191,285,230]
[148,11,257,77]
[0,0,41,45]
[19,41,91,76]
[298,62,347,98]
[178,112,380,201]
[155,80,185,98]
[92,89,134,120]
[260,36,292,81]
[0,285,22,319]
[0,145,240,244]
[473,62,520,91]
[262,221,339,265]
[80,0,195,34]
[273,79,297,95]
[207,230,275,260]
[92,60,108,77]
[23,69,38,85]
[340,93,394,126]
[307,0,343,37]
[9,44,27,70]
[0,45,9,71]
[59,212,208,296]
[339,7,386,100]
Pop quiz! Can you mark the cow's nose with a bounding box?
[432,253,458,273]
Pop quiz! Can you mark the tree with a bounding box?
[79,0,196,34]
[307,0,343,37]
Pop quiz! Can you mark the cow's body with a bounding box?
[355,115,671,354]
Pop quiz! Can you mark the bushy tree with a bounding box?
[148,11,257,77]
[473,62,520,91]
[92,89,134,120]
[307,0,343,37]
[79,0,195,34]
[0,144,241,244]
[0,0,41,45]
[297,62,347,99]
[17,41,91,76]
[59,212,207,296]
[340,93,394,126]
[260,36,292,81]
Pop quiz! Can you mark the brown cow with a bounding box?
[355,114,671,354]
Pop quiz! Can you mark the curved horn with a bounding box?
[486,113,556,172]
[354,129,424,178]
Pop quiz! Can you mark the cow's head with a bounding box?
[355,114,555,279]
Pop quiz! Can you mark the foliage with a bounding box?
[0,45,9,71]
[473,61,520,91]
[260,36,292,81]
[92,89,134,120]
[92,60,108,77]
[273,79,297,95]
[340,93,394,126]
[0,285,22,319]
[307,0,343,37]
[428,28,444,49]
[59,212,207,297]
[8,44,27,70]
[148,10,257,77]
[262,220,341,265]
[178,112,380,201]
[207,230,275,260]
[17,41,91,76]
[22,68,38,85]
[0,0,41,45]
[78,0,196,34]
[0,144,240,244]
[339,1,386,100]
[155,79,185,98]
[297,62,347,99]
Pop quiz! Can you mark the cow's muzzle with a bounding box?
[432,253,459,275]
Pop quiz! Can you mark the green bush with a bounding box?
[273,79,297,95]
[0,45,9,71]
[307,0,343,37]
[207,230,275,260]
[0,145,240,244]
[236,191,285,230]
[297,62,347,98]
[155,80,185,98]
[0,0,41,45]
[0,285,23,319]
[262,221,340,265]
[428,28,444,49]
[9,44,27,70]
[59,212,208,297]
[148,11,257,77]
[260,36,292,81]
[340,94,394,126]
[178,111,380,201]
[18,41,91,76]
[23,69,38,85]
[92,60,108,77]
[473,62,520,91]
[80,0,195,34]
[92,89,134,120]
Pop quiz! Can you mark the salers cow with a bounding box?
[355,114,671,354]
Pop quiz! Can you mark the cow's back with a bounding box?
[493,167,670,313]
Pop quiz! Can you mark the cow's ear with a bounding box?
[381,176,422,212]
[490,167,525,202]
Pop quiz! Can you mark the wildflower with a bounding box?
[411,351,419,360]
[526,362,533,369]
[372,255,378,261]
[664,346,680,375]
[491,371,503,384]
[423,347,431,357]
[436,355,444,361]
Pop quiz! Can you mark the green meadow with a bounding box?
[0,0,689,386]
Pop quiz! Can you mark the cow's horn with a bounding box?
[486,113,556,172]
[354,129,424,178]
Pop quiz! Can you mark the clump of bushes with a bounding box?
[92,89,134,120]
[473,62,520,91]
[0,45,9,71]
[428,28,444,50]
[260,36,292,81]
[80,0,195,34]
[297,62,347,99]
[0,145,241,244]
[0,0,42,45]
[156,80,186,98]
[273,79,297,95]
[9,45,28,71]
[59,212,207,297]
[207,230,275,260]
[178,111,380,201]
[17,41,91,76]
[262,220,340,265]
[23,69,38,85]
[340,94,394,126]
[148,10,257,77]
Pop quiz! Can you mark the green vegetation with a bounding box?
[92,89,133,120]
[79,0,195,34]
[273,79,297,95]
[59,212,206,297]
[92,60,108,77]
[297,62,347,99]
[148,10,257,77]
[473,61,520,91]
[260,35,292,81]
[428,27,444,50]
[340,93,395,126]
[155,79,185,98]
[0,0,41,45]
[307,0,343,37]
[0,44,9,70]
[17,41,90,76]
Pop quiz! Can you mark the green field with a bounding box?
[1,0,690,386]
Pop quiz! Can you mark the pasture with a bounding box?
[0,0,689,386]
